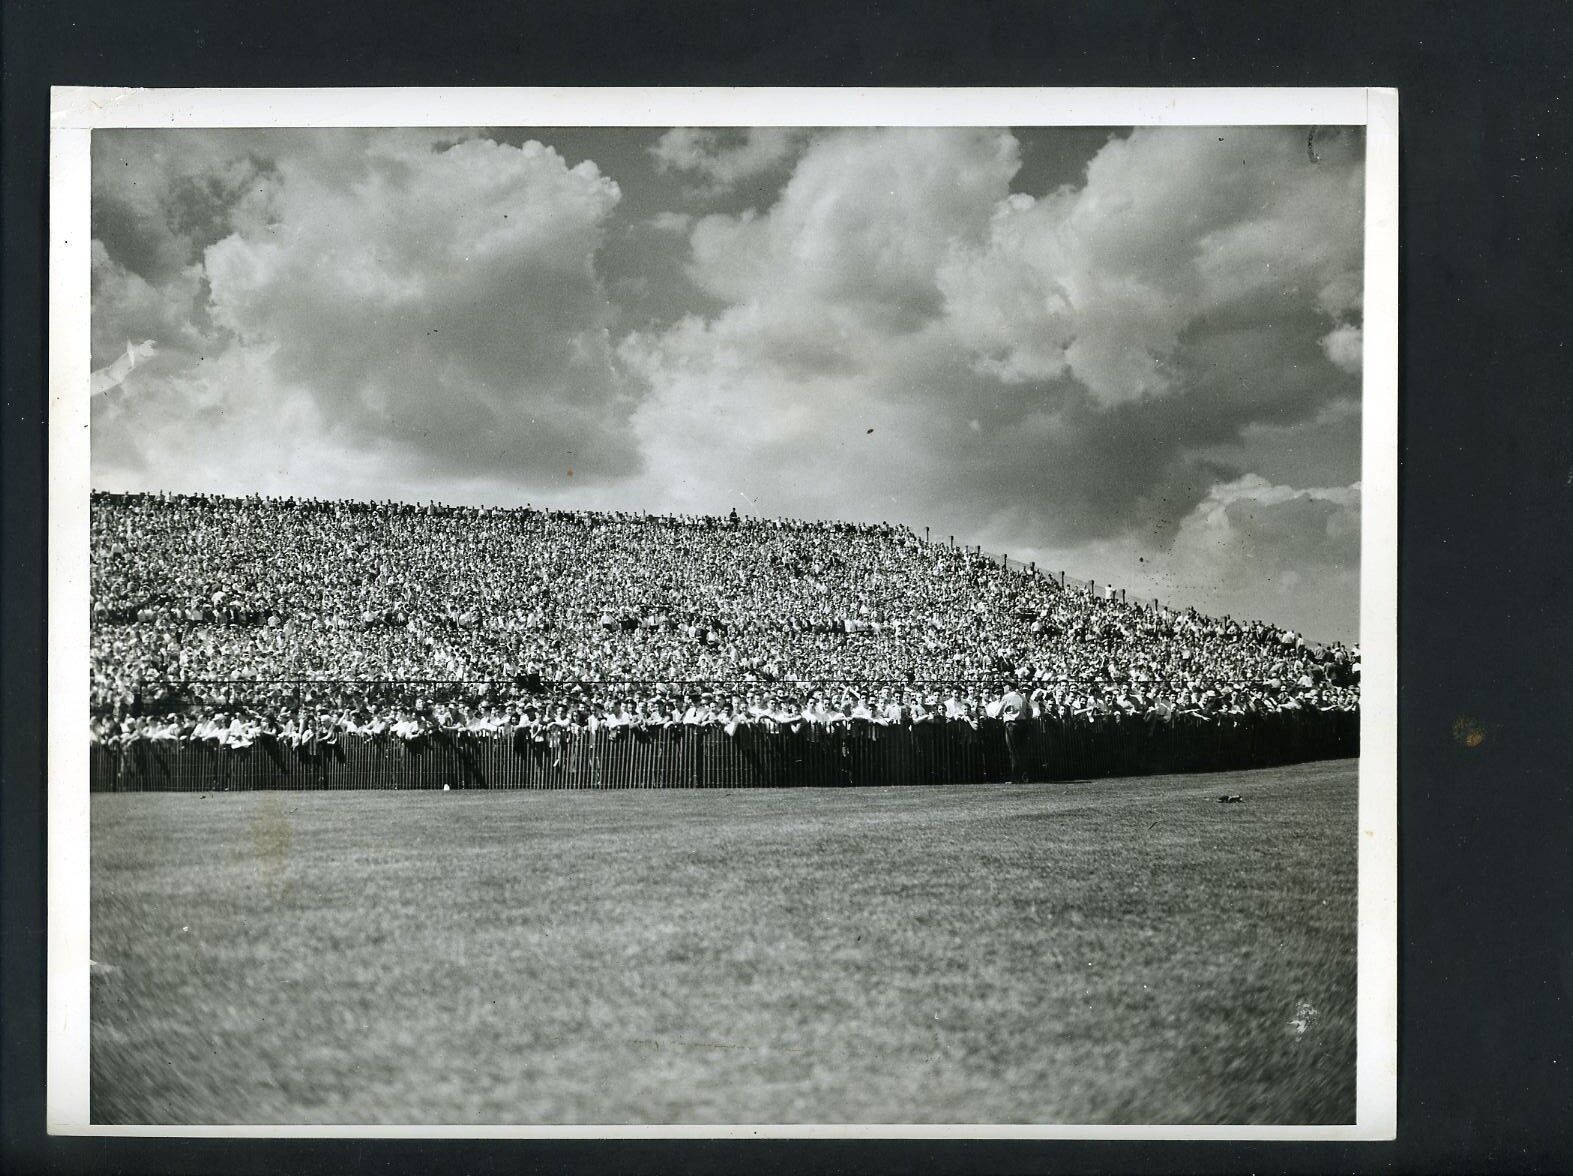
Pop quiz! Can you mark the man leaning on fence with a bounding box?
[1001,688,1031,784]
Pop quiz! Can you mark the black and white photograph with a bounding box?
[48,88,1397,1135]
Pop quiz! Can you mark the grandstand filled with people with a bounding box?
[89,490,1360,755]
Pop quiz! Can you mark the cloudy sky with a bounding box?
[90,124,1365,642]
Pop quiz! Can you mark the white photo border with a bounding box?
[47,85,1398,1140]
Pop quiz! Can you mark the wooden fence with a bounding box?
[89,709,1358,792]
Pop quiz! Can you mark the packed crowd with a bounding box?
[90,491,1360,747]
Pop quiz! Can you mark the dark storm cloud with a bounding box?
[649,127,808,198]
[92,132,283,288]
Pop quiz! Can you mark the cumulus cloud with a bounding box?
[92,129,642,491]
[620,128,1024,516]
[92,131,283,298]
[684,128,1017,318]
[938,127,1365,407]
[1168,476,1361,634]
[622,128,1364,577]
[649,127,805,195]
[1321,323,1363,374]
[645,210,694,234]
[90,240,206,381]
[998,475,1361,640]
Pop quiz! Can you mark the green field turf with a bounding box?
[90,760,1358,1125]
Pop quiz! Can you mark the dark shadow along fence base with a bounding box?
[90,710,1358,792]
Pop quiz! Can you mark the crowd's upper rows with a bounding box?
[89,491,1359,744]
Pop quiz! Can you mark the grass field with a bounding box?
[90,760,1357,1125]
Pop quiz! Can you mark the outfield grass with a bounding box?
[91,760,1357,1125]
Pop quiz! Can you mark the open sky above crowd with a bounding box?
[89,124,1365,643]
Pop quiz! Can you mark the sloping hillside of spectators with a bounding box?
[89,491,1359,746]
